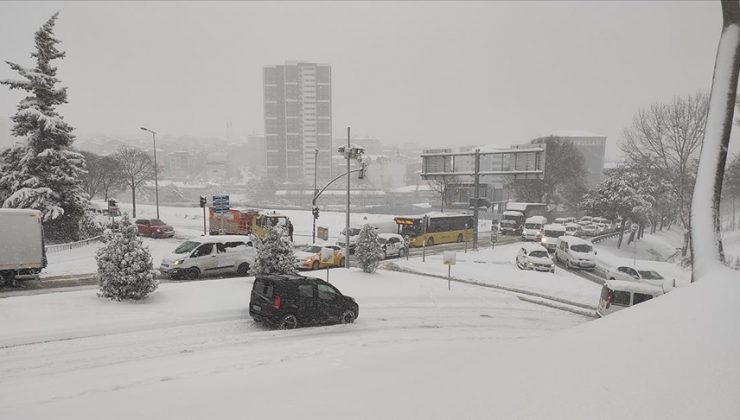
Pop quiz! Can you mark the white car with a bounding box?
[605,266,668,287]
[160,235,256,280]
[554,235,596,270]
[580,224,598,237]
[378,233,406,259]
[521,216,547,241]
[516,243,555,273]
[564,222,580,236]
[540,223,566,253]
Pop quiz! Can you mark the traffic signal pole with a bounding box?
[472,148,480,251]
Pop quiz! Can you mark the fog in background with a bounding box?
[0,1,730,159]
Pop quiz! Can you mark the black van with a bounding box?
[249,274,359,329]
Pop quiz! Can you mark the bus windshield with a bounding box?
[398,223,422,237]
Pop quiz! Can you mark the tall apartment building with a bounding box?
[263,61,332,184]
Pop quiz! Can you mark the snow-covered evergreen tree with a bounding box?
[251,226,297,275]
[96,213,158,301]
[0,13,89,242]
[355,224,384,273]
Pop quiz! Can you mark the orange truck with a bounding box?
[209,208,290,240]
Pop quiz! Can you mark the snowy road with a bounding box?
[0,270,586,419]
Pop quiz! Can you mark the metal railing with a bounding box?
[45,235,102,253]
[589,231,622,244]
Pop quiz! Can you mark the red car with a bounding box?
[135,219,175,238]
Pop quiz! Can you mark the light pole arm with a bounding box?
[312,168,363,205]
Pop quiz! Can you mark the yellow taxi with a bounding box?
[295,244,346,270]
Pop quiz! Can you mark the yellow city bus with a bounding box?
[394,213,475,247]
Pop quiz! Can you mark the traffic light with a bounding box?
[199,195,207,208]
[358,162,367,179]
[312,206,320,219]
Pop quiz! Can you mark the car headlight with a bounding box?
[527,262,534,266]
[173,259,184,265]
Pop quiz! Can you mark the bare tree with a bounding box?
[79,151,124,201]
[426,175,458,212]
[114,146,155,218]
[691,0,740,281]
[621,92,709,256]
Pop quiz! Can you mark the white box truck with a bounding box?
[0,209,46,285]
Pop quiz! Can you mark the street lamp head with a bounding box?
[140,127,156,134]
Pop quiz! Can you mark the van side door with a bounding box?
[190,243,217,273]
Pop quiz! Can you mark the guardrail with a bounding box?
[589,231,623,244]
[45,235,102,253]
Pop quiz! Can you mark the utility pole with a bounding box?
[472,148,480,251]
[312,148,319,243]
[140,127,160,219]
[345,127,351,268]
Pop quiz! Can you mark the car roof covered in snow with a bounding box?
[503,211,524,217]
[544,224,566,231]
[605,280,664,295]
[525,216,547,223]
[565,223,580,228]
[556,235,591,245]
[378,233,402,239]
[186,235,253,244]
[519,242,549,252]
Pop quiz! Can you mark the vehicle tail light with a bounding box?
[273,294,282,310]
[606,292,613,309]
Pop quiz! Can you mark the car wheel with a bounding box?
[278,314,298,330]
[609,277,616,281]
[456,234,463,243]
[398,248,405,258]
[340,310,356,324]
[237,263,250,276]
[186,267,200,280]
[312,261,320,271]
[566,259,574,269]
[426,237,434,247]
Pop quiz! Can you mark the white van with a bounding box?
[522,216,548,241]
[564,222,580,236]
[0,209,46,285]
[541,223,566,252]
[554,235,596,270]
[596,280,665,317]
[160,235,256,280]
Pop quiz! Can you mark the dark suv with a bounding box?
[249,275,359,329]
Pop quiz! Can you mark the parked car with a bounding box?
[541,223,566,253]
[378,233,406,259]
[594,223,607,235]
[554,235,596,270]
[295,244,345,270]
[249,274,359,329]
[0,209,46,285]
[579,216,593,225]
[553,217,568,225]
[515,243,555,273]
[159,235,256,279]
[135,218,175,238]
[596,280,664,317]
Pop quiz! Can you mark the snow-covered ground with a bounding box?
[0,269,588,418]
[394,242,602,308]
[2,262,738,418]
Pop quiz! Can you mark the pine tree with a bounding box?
[96,213,158,301]
[251,226,297,275]
[355,224,384,273]
[0,13,89,242]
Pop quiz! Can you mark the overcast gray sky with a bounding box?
[0,1,726,159]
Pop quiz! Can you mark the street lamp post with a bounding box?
[336,127,364,269]
[140,127,159,219]
[312,148,319,243]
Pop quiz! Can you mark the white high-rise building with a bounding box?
[263,61,332,184]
